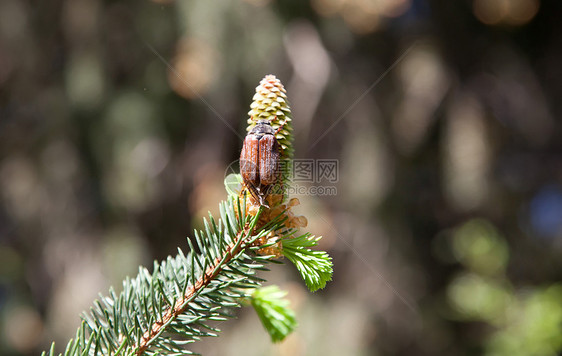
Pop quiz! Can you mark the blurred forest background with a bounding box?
[1,0,562,355]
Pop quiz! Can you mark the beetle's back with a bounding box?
[258,135,279,185]
[240,135,260,186]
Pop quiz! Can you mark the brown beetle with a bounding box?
[240,119,280,207]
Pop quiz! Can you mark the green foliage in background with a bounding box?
[447,219,562,356]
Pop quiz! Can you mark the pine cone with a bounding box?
[247,75,294,160]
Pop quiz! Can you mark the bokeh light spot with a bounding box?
[451,219,509,276]
[529,185,562,240]
[168,37,218,99]
[473,0,540,26]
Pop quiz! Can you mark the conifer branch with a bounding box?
[44,75,333,355]
[132,206,263,355]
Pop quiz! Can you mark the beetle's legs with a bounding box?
[256,185,269,208]
[245,183,261,206]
